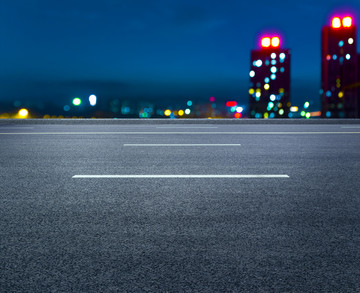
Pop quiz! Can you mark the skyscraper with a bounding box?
[321,16,359,118]
[249,35,291,118]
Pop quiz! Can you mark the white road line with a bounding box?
[156,127,218,128]
[341,126,360,128]
[123,144,241,146]
[0,131,360,135]
[72,175,290,178]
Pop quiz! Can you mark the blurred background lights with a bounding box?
[185,109,191,115]
[164,109,171,116]
[271,66,277,73]
[18,108,29,118]
[249,70,255,77]
[342,16,352,27]
[290,106,298,112]
[72,98,81,106]
[348,38,354,44]
[279,53,285,59]
[338,40,344,47]
[306,112,311,119]
[178,110,184,116]
[187,100,192,107]
[255,60,263,67]
[261,37,271,48]
[89,95,97,106]
[346,54,351,60]
[209,96,215,102]
[332,17,341,28]
[271,37,280,47]
[271,53,276,59]
[63,105,70,111]
[236,106,244,113]
[304,101,310,108]
[279,109,284,115]
[270,94,276,101]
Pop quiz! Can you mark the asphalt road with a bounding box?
[1,122,360,292]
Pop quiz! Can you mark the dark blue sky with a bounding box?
[1,0,359,107]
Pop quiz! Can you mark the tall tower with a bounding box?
[249,35,291,118]
[321,16,359,118]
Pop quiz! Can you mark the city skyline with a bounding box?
[1,0,360,109]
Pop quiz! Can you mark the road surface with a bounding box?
[1,121,360,292]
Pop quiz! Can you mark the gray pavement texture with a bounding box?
[1,122,360,292]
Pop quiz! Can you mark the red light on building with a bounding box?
[226,101,237,107]
[331,17,341,28]
[343,16,352,28]
[271,37,280,47]
[261,37,271,48]
[234,113,242,119]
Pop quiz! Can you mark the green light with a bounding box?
[306,112,311,119]
[72,98,81,106]
[304,101,310,109]
[230,107,236,112]
[301,111,306,117]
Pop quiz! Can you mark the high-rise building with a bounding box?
[321,16,359,118]
[249,35,291,118]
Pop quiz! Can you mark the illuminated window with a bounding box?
[265,60,270,66]
[346,54,351,60]
[348,38,354,44]
[271,60,277,65]
[271,74,276,80]
[279,53,285,59]
[271,37,280,47]
[332,17,341,28]
[271,66,277,73]
[255,60,263,67]
[249,70,255,77]
[280,67,285,73]
[342,17,352,28]
[261,37,271,48]
[271,53,276,59]
[338,40,344,47]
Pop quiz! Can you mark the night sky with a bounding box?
[1,0,359,107]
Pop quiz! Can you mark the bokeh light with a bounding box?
[342,17,352,28]
[18,108,29,118]
[332,17,341,28]
[72,98,81,106]
[164,109,171,116]
[261,37,271,48]
[271,37,280,47]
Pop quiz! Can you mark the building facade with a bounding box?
[249,36,291,118]
[321,16,359,118]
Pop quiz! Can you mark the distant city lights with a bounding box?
[89,95,97,106]
[164,109,171,116]
[72,98,81,106]
[185,109,191,115]
[18,108,29,118]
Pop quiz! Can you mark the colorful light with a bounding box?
[18,108,29,118]
[261,37,271,48]
[290,106,298,112]
[226,101,237,107]
[271,37,280,47]
[178,110,184,116]
[72,98,81,106]
[342,17,352,28]
[332,17,341,28]
[304,101,310,108]
[209,96,215,102]
[89,95,97,106]
[348,38,354,45]
[164,109,171,116]
[234,113,242,119]
[185,109,191,115]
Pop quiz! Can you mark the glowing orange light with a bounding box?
[342,17,352,28]
[271,37,280,47]
[261,37,271,48]
[234,113,242,119]
[332,17,341,28]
